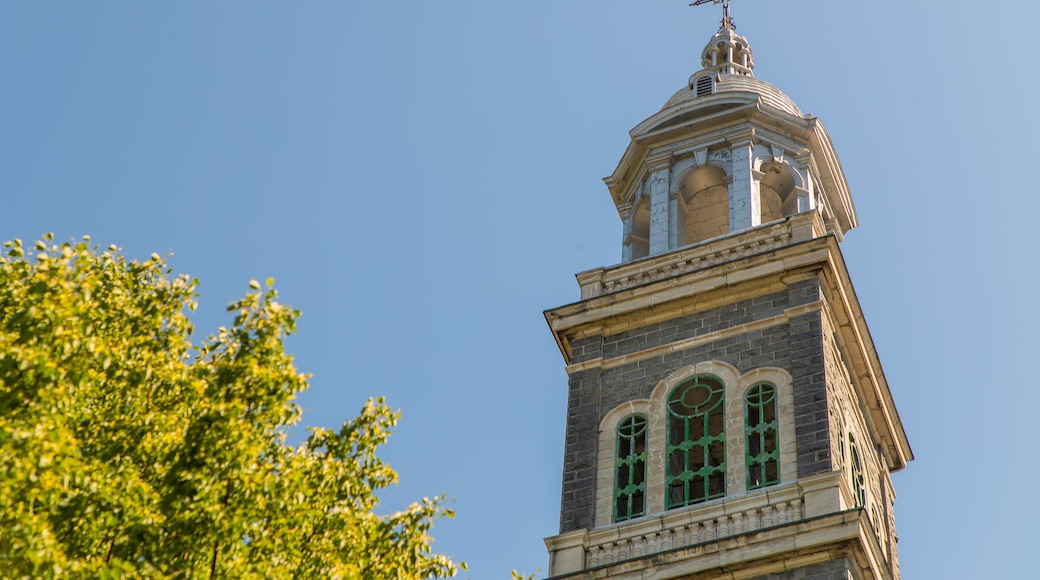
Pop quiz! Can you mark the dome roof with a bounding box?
[662,75,803,117]
[659,23,802,118]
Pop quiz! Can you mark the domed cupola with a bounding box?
[697,25,754,80]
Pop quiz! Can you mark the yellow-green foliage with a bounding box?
[0,235,461,579]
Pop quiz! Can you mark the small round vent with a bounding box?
[695,75,714,97]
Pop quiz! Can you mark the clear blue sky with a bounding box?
[2,1,1037,578]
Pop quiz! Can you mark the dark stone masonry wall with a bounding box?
[558,278,831,533]
[750,558,857,580]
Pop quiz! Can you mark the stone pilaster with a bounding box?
[648,160,671,256]
[621,208,635,263]
[729,137,761,231]
[669,191,685,250]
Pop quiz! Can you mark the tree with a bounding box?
[0,235,463,578]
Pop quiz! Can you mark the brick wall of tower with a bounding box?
[558,278,833,533]
[822,315,897,570]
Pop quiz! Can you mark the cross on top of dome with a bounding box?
[690,0,736,32]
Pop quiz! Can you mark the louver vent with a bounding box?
[695,75,714,96]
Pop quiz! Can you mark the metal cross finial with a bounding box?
[690,0,735,31]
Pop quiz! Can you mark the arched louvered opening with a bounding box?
[694,75,714,97]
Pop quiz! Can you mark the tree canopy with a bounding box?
[0,235,463,578]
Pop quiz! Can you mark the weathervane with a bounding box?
[690,0,735,31]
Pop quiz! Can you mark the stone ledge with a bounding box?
[546,503,877,580]
[564,300,823,374]
[547,472,858,578]
[576,212,826,301]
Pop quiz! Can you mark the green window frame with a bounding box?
[745,382,779,490]
[849,433,866,507]
[666,375,726,509]
[614,415,647,522]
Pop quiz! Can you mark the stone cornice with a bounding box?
[564,300,824,375]
[645,155,672,173]
[555,213,827,342]
[807,118,857,232]
[725,126,757,149]
[545,473,891,580]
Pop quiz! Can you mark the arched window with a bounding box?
[626,196,650,261]
[758,161,801,222]
[849,433,866,507]
[745,383,779,490]
[666,376,726,509]
[614,415,647,522]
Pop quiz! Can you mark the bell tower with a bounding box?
[543,12,912,580]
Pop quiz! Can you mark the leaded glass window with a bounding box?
[745,383,779,489]
[849,433,866,507]
[614,415,647,522]
[666,376,726,509]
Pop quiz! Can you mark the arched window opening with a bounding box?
[745,383,779,490]
[759,161,799,222]
[627,196,650,260]
[614,415,648,522]
[849,433,866,507]
[680,167,729,245]
[666,376,726,509]
[836,416,846,473]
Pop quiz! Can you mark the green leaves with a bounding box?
[0,237,462,579]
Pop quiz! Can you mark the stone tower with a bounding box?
[543,17,913,580]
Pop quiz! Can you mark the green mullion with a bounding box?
[614,415,648,522]
[666,376,726,510]
[745,383,779,490]
[849,433,865,507]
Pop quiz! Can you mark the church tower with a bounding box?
[543,10,912,580]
